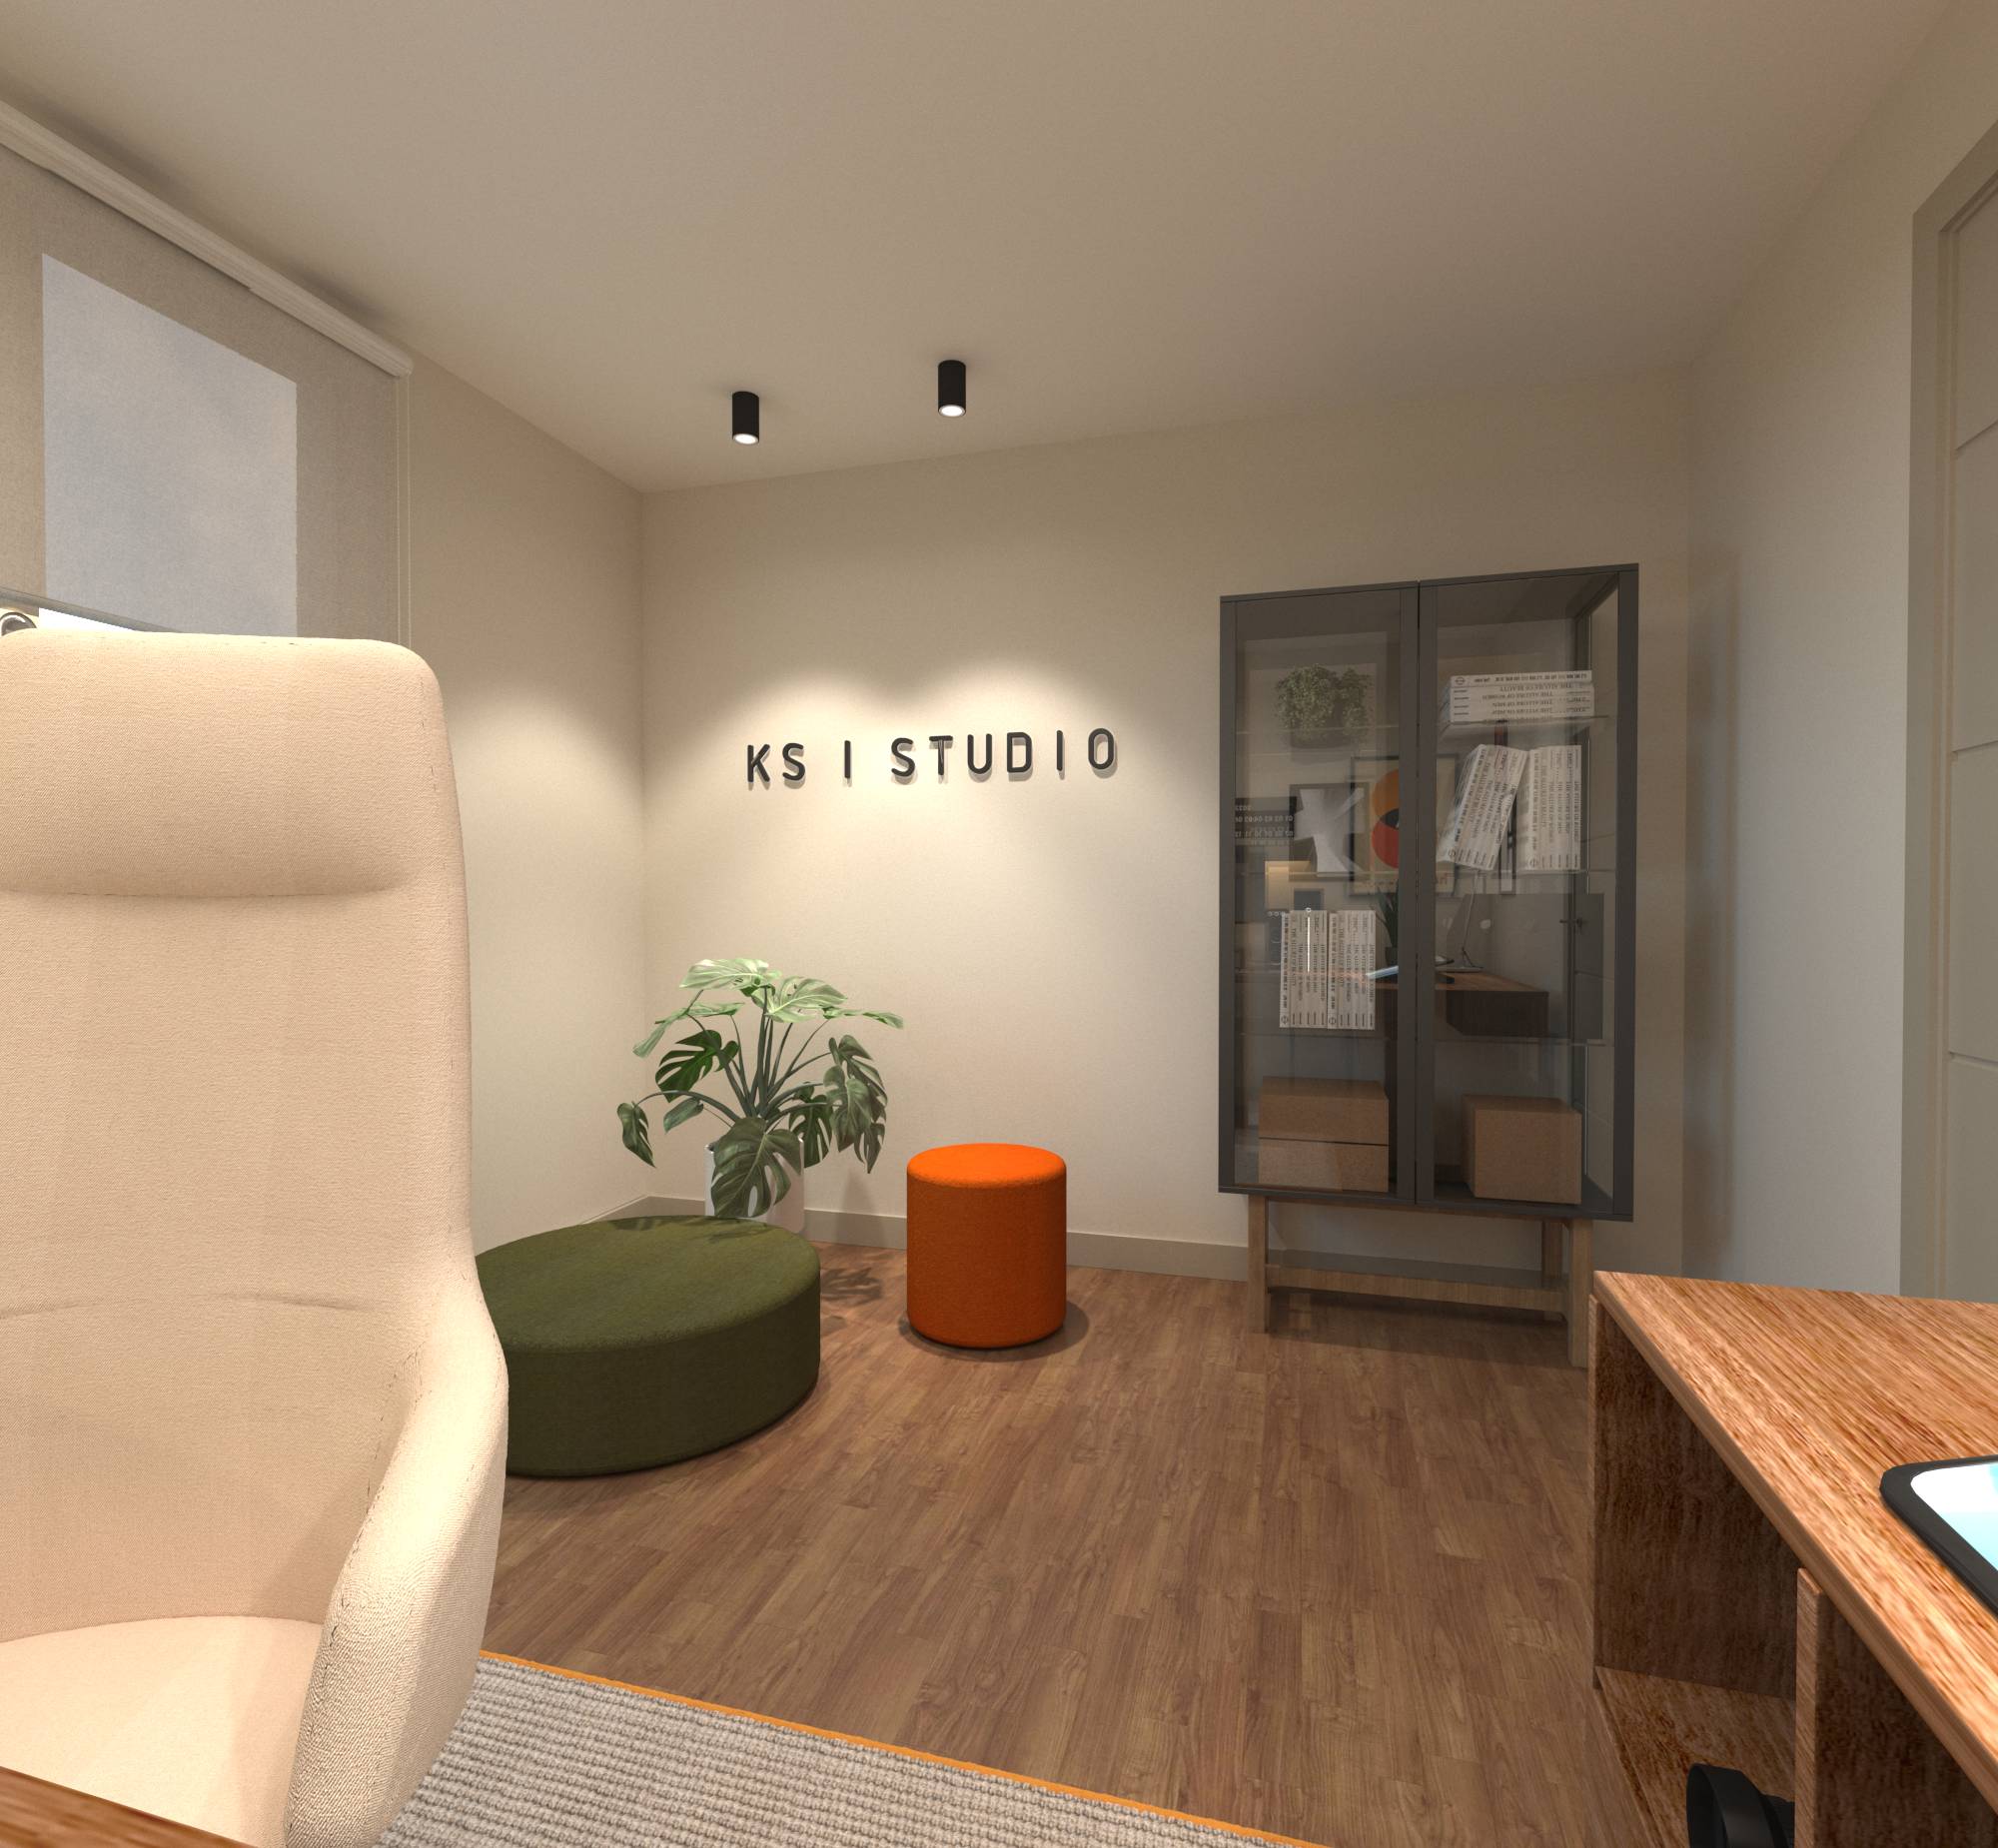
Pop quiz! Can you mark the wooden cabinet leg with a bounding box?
[1246,1193,1271,1333]
[1541,1219,1562,1286]
[1567,1217,1593,1369]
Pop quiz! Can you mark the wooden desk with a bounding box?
[0,1767,246,1846]
[1591,1272,1998,1846]
[1378,967,1551,1039]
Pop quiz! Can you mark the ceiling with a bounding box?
[0,0,1950,491]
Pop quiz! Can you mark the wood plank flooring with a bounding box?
[485,1245,1592,1847]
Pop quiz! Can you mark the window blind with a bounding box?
[0,138,400,640]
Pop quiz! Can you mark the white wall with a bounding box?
[408,358,650,1252]
[1685,0,1998,1290]
[641,371,1689,1278]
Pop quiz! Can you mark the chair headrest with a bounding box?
[0,630,457,898]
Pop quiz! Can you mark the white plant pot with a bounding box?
[704,1143,806,1234]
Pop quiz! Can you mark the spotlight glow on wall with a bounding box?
[731,390,759,446]
[937,359,966,419]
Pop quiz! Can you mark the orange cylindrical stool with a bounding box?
[906,1143,1067,1348]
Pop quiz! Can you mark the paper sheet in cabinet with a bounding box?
[1438,744,1526,871]
[1516,745,1582,873]
[1275,906,1377,1031]
[1331,908,1377,1032]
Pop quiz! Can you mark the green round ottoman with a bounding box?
[477,1215,820,1477]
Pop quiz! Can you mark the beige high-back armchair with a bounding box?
[0,632,506,1847]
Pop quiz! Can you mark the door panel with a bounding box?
[1956,193,1998,448]
[1949,747,1998,1065]
[1953,425,1998,752]
[1946,1057,1998,1304]
[1910,125,1998,1299]
[1932,179,1998,1298]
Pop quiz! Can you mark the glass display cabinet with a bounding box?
[1219,565,1636,1361]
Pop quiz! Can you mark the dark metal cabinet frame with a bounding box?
[1218,563,1638,1224]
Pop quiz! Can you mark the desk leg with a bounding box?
[1797,1568,1998,1845]
[1567,1218,1593,1369]
[1591,1305,1795,1693]
[1541,1220,1562,1287]
[1246,1193,1271,1333]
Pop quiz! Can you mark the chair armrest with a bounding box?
[282,1283,507,1848]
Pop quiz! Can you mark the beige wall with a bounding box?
[1685,0,1998,1291]
[641,371,1689,1278]
[408,358,649,1252]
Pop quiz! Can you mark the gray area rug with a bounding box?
[380,1656,1304,1847]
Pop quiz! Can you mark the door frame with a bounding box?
[1903,119,1998,1295]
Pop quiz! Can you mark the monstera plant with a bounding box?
[617,958,903,1220]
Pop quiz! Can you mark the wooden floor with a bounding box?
[485,1244,1593,1847]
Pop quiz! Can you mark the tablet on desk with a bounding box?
[1882,1454,1998,1617]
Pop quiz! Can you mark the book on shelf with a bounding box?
[1234,795,1296,844]
[1272,906,1376,1031]
[1442,669,1592,726]
[1309,909,1326,1030]
[1437,743,1525,871]
[1333,907,1376,1031]
[1276,907,1297,1028]
[1515,744,1582,872]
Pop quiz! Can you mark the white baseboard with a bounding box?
[621,1195,1247,1282]
[1067,1228,1245,1280]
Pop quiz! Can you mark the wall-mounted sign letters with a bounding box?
[747,728,1116,787]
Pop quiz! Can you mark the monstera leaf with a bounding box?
[709,1115,803,1220]
[818,1062,863,1148]
[683,958,778,1003]
[782,1084,837,1168]
[764,978,904,1028]
[657,1095,706,1137]
[632,1001,741,1058]
[764,976,848,1023]
[616,1101,653,1165]
[823,1035,888,1170]
[654,1029,739,1096]
[828,1034,885,1103]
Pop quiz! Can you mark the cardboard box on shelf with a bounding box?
[1257,1077,1389,1146]
[1463,1093,1581,1205]
[1257,1137,1391,1194]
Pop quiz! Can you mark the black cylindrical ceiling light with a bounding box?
[937,358,966,418]
[731,390,760,445]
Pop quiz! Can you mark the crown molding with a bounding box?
[0,99,413,379]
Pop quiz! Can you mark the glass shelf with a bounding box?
[1239,725,1406,751]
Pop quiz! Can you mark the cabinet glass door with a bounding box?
[1220,585,1418,1201]
[1416,567,1634,1216]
